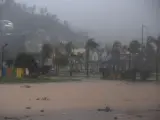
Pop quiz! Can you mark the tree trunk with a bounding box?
[70,70,72,76]
[156,50,159,81]
[55,64,59,75]
[86,48,89,77]
[58,65,60,75]
[69,63,73,76]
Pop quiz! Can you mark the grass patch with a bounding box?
[0,76,81,84]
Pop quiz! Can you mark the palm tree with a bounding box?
[111,41,122,76]
[156,36,160,81]
[85,38,99,76]
[147,36,160,80]
[76,52,84,71]
[140,36,157,80]
[53,47,68,75]
[129,40,141,54]
[65,41,74,56]
[41,43,53,66]
[65,41,74,76]
[112,41,121,63]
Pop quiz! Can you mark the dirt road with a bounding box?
[0,80,159,120]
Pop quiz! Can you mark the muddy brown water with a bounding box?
[0,80,159,120]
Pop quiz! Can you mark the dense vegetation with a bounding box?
[0,0,86,57]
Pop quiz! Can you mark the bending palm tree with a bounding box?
[129,40,141,54]
[65,41,74,76]
[41,43,53,66]
[85,38,99,76]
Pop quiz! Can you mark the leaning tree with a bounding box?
[85,38,99,76]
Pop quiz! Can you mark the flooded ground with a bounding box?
[0,80,159,120]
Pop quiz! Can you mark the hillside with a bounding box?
[0,0,86,55]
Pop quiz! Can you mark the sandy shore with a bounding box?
[0,80,159,120]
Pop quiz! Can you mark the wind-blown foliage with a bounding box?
[85,38,99,49]
[53,47,69,74]
[85,38,99,76]
[65,41,74,56]
[41,43,53,65]
[129,40,141,54]
[111,41,121,65]
[14,52,38,74]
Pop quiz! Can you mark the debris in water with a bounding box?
[26,107,31,109]
[97,106,112,112]
[40,109,44,112]
[114,116,118,120]
[136,115,143,118]
[105,106,112,112]
[36,97,50,101]
[4,117,20,120]
[20,85,31,88]
[42,97,50,101]
[24,115,29,118]
[36,98,40,100]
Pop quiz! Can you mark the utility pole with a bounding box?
[156,53,159,81]
[86,47,89,77]
[1,43,8,77]
[142,24,144,45]
[156,41,160,81]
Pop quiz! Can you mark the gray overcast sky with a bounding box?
[16,0,160,43]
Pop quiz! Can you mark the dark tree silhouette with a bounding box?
[53,47,68,75]
[41,43,53,66]
[64,41,74,76]
[129,40,141,54]
[14,53,38,76]
[65,41,74,56]
[111,41,121,66]
[85,38,99,76]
